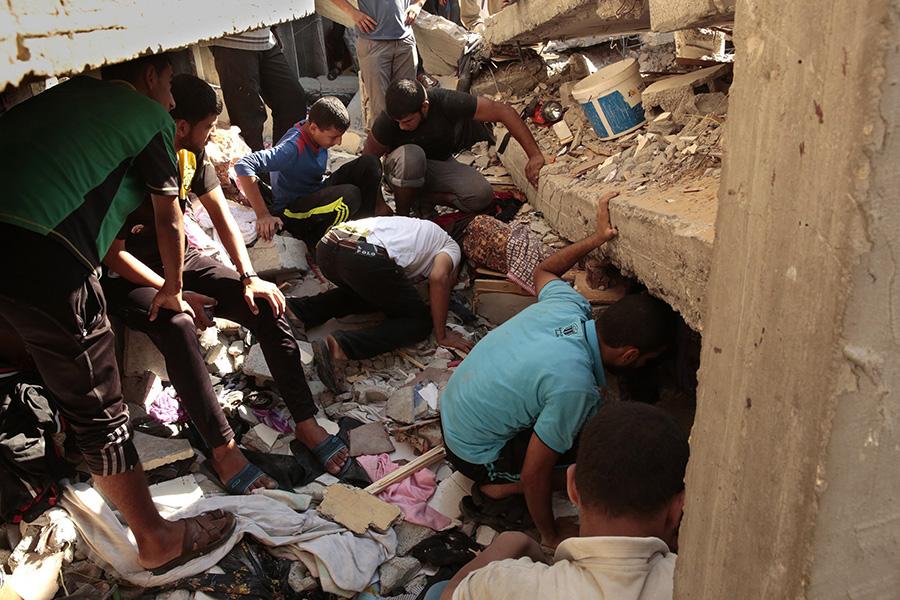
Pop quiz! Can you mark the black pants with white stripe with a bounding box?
[0,228,136,476]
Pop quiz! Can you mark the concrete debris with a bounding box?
[132,431,194,472]
[242,343,273,384]
[379,556,422,595]
[247,234,309,276]
[349,422,396,457]
[641,63,730,112]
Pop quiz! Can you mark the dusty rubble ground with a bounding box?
[1,32,717,600]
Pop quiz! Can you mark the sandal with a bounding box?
[222,462,273,495]
[312,339,344,393]
[149,509,238,575]
[311,434,371,485]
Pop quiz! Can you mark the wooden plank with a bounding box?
[474,266,507,278]
[473,278,532,296]
[366,445,446,494]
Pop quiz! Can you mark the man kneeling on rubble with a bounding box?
[103,75,364,489]
[440,191,677,549]
[235,96,391,245]
[362,78,545,217]
[286,216,474,392]
[434,402,688,600]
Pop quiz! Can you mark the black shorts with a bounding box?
[444,428,578,485]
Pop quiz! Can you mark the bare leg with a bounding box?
[93,467,186,570]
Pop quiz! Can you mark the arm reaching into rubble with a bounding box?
[330,0,377,33]
[474,97,545,187]
[235,145,299,241]
[429,253,473,353]
[149,193,194,323]
[533,191,619,295]
[198,187,286,317]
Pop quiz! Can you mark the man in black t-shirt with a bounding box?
[363,79,545,217]
[103,75,360,488]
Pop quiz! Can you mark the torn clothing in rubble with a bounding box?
[0,374,74,523]
[461,215,552,295]
[60,483,396,594]
[358,453,454,531]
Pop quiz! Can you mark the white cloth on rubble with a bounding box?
[59,483,396,594]
[191,195,259,246]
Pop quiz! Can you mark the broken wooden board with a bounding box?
[573,272,628,305]
[474,292,538,324]
[474,266,506,278]
[473,278,532,297]
[318,484,403,534]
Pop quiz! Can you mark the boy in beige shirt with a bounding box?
[436,401,689,600]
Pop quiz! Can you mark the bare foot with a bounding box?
[295,418,348,475]
[210,440,276,492]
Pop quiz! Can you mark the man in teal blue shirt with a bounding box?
[441,192,676,550]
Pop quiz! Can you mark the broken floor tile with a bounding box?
[133,431,194,472]
[427,471,474,521]
[349,422,396,457]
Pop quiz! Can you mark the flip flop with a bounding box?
[312,339,344,393]
[311,434,371,486]
[149,509,237,575]
[222,462,273,495]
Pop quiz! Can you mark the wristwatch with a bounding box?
[239,271,258,284]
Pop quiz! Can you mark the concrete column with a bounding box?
[675,1,899,598]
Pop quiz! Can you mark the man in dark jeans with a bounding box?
[0,54,234,574]
[103,75,361,485]
[235,97,391,246]
[209,28,307,152]
[287,216,473,392]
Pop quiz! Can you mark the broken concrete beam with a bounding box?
[499,134,715,331]
[649,0,735,33]
[412,11,481,77]
[247,235,309,276]
[483,0,650,47]
[133,432,195,472]
[642,64,730,112]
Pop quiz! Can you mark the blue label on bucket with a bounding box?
[581,91,645,139]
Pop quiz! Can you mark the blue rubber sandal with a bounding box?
[312,434,370,484]
[223,462,270,495]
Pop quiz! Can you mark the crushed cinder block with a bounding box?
[379,556,422,596]
[227,340,245,356]
[349,422,395,457]
[395,522,436,556]
[288,561,318,593]
[242,343,273,384]
[247,235,309,276]
[198,326,219,350]
[133,431,194,471]
[205,344,234,375]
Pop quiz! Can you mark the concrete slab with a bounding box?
[649,0,735,32]
[133,432,195,472]
[499,135,716,331]
[483,0,650,47]
[2,0,315,89]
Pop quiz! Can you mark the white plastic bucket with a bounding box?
[572,58,646,140]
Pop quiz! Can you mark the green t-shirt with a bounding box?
[0,76,178,269]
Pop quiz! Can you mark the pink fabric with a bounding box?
[357,454,453,531]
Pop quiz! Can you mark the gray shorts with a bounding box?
[384,144,494,213]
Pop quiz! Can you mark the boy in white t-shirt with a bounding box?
[287,216,472,392]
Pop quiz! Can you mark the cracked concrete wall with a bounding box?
[0,0,314,89]
[674,0,900,598]
[649,0,735,32]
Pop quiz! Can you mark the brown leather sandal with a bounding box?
[149,509,238,575]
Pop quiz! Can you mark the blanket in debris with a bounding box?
[60,483,396,595]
